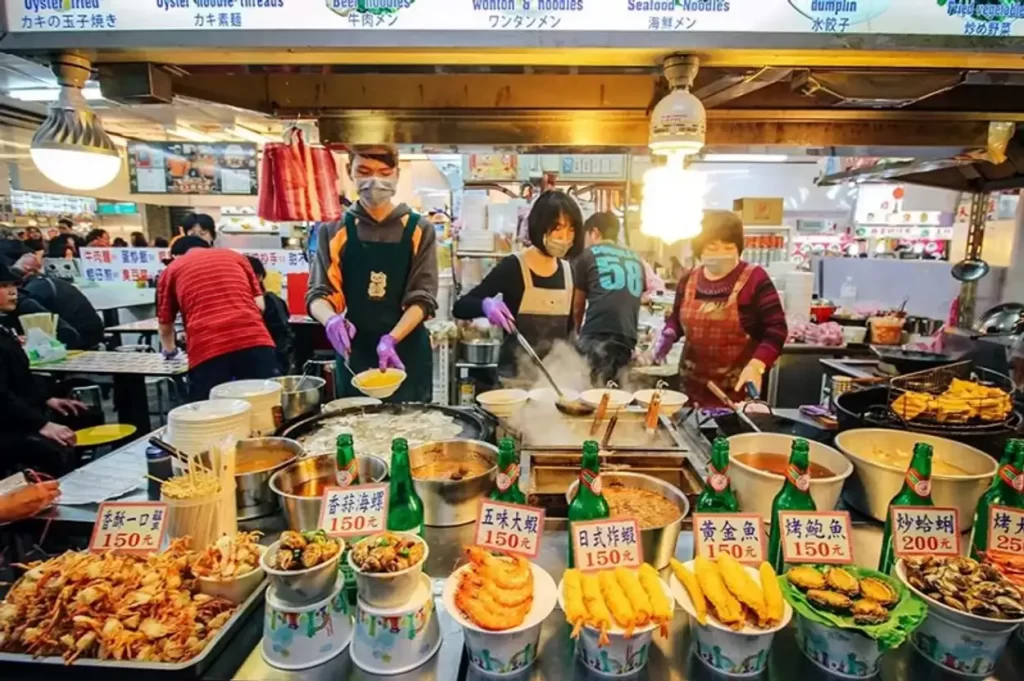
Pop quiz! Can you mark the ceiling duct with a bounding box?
[97,63,174,105]
[793,70,964,109]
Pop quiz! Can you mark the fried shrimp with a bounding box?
[716,554,769,626]
[580,572,612,646]
[614,567,652,627]
[466,547,532,590]
[463,567,533,608]
[670,558,707,625]
[454,549,535,632]
[455,586,529,631]
[638,564,672,636]
[598,570,636,636]
[562,569,589,638]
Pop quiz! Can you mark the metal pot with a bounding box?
[234,437,303,520]
[459,339,501,365]
[275,375,326,423]
[566,472,690,569]
[270,453,389,531]
[409,439,498,527]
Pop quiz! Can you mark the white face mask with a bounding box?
[702,254,739,276]
[354,176,397,209]
[544,234,572,258]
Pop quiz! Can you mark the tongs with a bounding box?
[706,380,762,433]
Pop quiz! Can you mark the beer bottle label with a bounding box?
[497,464,520,492]
[709,464,730,492]
[787,464,810,492]
[999,464,1023,492]
[905,467,931,497]
[335,459,358,487]
[581,469,602,495]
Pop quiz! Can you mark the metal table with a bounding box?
[30,351,188,435]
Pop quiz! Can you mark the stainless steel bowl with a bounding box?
[235,437,303,520]
[409,439,498,527]
[270,453,389,531]
[835,428,997,525]
[566,472,690,569]
[261,538,344,606]
[459,339,501,365]
[275,375,327,422]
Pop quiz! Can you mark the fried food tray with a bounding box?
[0,578,267,678]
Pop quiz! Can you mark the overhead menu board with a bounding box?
[127,142,258,196]
[6,1,1023,37]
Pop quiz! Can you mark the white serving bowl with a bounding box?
[579,389,634,410]
[210,379,283,435]
[632,389,688,416]
[352,368,407,399]
[477,389,529,419]
[670,559,792,677]
[262,578,352,670]
[556,569,670,677]
[197,545,267,604]
[443,561,557,676]
[348,533,429,609]
[261,538,345,606]
[528,387,580,404]
[351,573,441,675]
[727,433,854,519]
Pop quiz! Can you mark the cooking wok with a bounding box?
[870,346,960,376]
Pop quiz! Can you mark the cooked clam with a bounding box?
[807,589,853,612]
[860,577,899,608]
[903,555,1024,620]
[851,598,890,625]
[787,565,826,591]
[825,567,861,596]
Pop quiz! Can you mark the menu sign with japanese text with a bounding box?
[692,513,767,565]
[318,484,389,538]
[571,518,642,572]
[473,500,545,559]
[986,505,1024,557]
[89,502,168,555]
[892,506,961,558]
[780,511,855,565]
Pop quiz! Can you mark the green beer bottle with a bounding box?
[490,437,527,505]
[335,433,360,487]
[878,442,934,574]
[567,440,610,568]
[696,438,740,513]
[386,438,425,536]
[970,439,1024,560]
[766,438,817,573]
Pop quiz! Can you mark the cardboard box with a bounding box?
[734,197,784,226]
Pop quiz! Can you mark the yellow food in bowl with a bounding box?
[357,371,402,389]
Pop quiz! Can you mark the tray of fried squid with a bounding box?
[0,537,267,676]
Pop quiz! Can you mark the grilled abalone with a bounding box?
[787,565,827,591]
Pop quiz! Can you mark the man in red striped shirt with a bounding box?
[158,237,278,401]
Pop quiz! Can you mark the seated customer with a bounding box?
[12,253,104,350]
[0,480,60,523]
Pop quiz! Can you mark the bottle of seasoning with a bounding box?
[696,438,740,513]
[335,433,360,487]
[489,437,527,505]
[766,438,817,573]
[567,440,610,568]
[878,442,934,574]
[971,439,1024,560]
[386,438,425,536]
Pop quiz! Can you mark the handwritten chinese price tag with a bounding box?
[986,505,1024,557]
[571,518,642,572]
[473,500,545,558]
[780,511,855,565]
[89,502,167,555]
[892,506,960,558]
[692,513,766,565]
[318,484,389,538]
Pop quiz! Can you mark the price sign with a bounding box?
[473,500,545,558]
[571,518,642,572]
[89,502,168,555]
[780,511,855,565]
[892,506,960,558]
[318,484,389,537]
[692,513,767,565]
[986,505,1024,557]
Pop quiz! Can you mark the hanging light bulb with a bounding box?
[30,53,121,191]
[641,152,706,244]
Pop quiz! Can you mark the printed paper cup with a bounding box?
[795,614,885,679]
[669,560,792,677]
[443,561,557,676]
[262,578,353,670]
[910,602,1020,677]
[351,573,441,675]
[556,569,671,677]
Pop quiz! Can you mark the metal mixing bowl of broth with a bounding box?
[270,453,389,531]
[235,437,303,520]
[409,439,497,527]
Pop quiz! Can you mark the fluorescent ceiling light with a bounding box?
[170,125,217,142]
[10,85,104,102]
[702,153,789,163]
[229,125,272,145]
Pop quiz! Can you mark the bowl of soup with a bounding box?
[234,437,303,520]
[270,453,389,531]
[727,433,854,521]
[409,439,498,527]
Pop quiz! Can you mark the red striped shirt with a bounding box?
[157,248,273,368]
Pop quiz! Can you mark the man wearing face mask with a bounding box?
[652,210,787,406]
[307,146,438,402]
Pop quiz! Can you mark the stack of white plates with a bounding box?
[166,399,253,456]
[209,380,283,435]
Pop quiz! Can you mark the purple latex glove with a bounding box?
[481,293,515,333]
[652,326,678,363]
[161,348,181,361]
[325,313,357,357]
[377,334,405,372]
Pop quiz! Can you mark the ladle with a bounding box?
[511,327,593,416]
[951,258,990,282]
[706,381,761,433]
